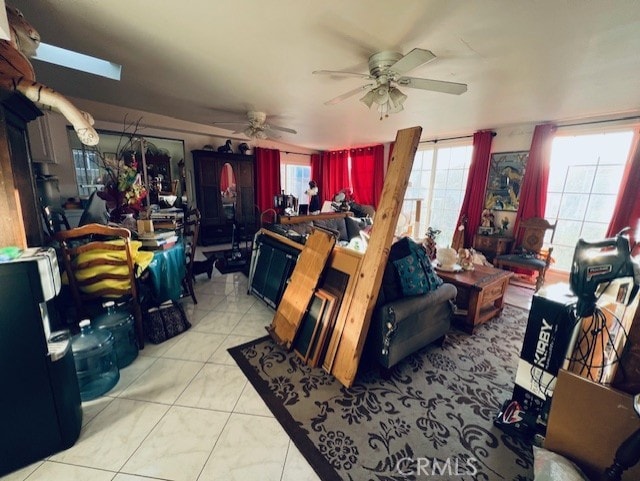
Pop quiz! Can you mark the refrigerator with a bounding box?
[0,247,82,476]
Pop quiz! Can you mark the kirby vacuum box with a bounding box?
[513,284,579,420]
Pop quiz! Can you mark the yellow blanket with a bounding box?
[63,240,154,295]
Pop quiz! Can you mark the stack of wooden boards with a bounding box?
[266,126,422,387]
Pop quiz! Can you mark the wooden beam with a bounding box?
[330,126,422,387]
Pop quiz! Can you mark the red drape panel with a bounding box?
[607,129,640,248]
[349,144,383,206]
[320,150,349,202]
[255,147,281,213]
[513,123,556,244]
[453,130,494,248]
[310,153,321,188]
[373,145,385,207]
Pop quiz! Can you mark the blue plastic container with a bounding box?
[71,319,120,401]
[93,301,138,368]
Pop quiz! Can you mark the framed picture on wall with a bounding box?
[484,151,529,211]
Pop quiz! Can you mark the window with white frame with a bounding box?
[402,142,473,247]
[72,147,104,197]
[279,153,311,208]
[545,128,633,271]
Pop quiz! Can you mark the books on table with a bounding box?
[138,230,179,250]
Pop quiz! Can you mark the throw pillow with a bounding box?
[393,253,429,296]
[313,218,348,241]
[345,216,365,240]
[392,247,442,297]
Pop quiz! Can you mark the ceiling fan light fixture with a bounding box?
[362,84,407,119]
[360,90,376,108]
[389,86,407,107]
[244,126,267,140]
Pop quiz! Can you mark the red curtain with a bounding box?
[350,144,384,206]
[255,147,281,213]
[319,150,349,202]
[513,123,557,244]
[607,129,640,249]
[453,130,494,248]
[310,153,321,188]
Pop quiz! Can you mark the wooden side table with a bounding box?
[473,234,514,262]
[436,264,514,334]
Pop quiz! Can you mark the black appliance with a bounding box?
[0,248,82,476]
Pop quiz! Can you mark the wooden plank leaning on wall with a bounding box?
[267,229,336,347]
[330,126,422,388]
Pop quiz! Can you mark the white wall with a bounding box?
[41,97,319,206]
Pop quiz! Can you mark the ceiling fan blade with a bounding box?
[390,48,436,75]
[313,70,371,80]
[397,76,467,95]
[212,121,249,127]
[266,124,297,135]
[325,84,375,105]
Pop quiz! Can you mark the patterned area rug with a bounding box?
[228,305,533,481]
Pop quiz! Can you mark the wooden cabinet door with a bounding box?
[235,158,255,224]
[192,151,223,226]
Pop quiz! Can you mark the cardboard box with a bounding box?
[545,369,640,481]
[513,284,578,420]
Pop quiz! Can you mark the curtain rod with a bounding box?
[281,150,312,156]
[419,131,496,144]
[558,115,640,129]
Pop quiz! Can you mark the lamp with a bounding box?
[243,127,268,140]
[360,82,407,120]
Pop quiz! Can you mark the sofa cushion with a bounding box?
[313,218,348,241]
[345,216,365,240]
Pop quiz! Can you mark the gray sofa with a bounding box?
[366,237,457,373]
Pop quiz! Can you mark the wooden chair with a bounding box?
[41,205,71,238]
[182,207,201,304]
[494,217,557,291]
[54,223,146,348]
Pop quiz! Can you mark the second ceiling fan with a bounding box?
[212,111,297,140]
[314,48,467,118]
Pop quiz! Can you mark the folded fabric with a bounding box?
[63,240,154,295]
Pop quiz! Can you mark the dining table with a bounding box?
[142,242,185,304]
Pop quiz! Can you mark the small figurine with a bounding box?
[238,142,249,155]
[217,139,233,153]
[458,248,475,271]
[481,209,495,228]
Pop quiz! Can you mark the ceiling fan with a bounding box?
[212,111,297,140]
[313,48,467,118]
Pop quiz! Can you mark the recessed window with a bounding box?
[545,129,633,271]
[403,142,473,246]
[280,154,311,206]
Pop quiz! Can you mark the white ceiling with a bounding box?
[11,0,640,151]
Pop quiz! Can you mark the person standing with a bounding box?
[307,180,320,214]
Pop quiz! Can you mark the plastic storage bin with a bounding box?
[93,301,138,368]
[71,319,120,401]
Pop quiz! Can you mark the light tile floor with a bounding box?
[7,270,535,481]
[6,269,321,481]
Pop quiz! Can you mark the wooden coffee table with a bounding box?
[435,263,514,334]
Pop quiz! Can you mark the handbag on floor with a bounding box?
[143,300,191,344]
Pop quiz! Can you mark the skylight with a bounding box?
[33,42,122,81]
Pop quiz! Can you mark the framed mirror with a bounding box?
[67,128,187,206]
[220,162,237,220]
